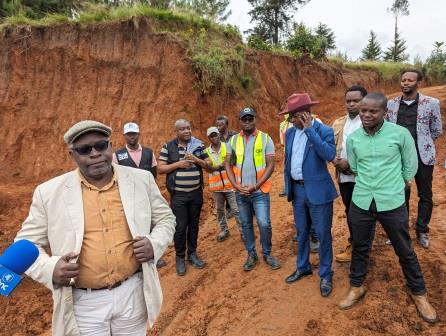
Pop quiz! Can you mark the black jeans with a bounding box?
[171,189,203,258]
[349,201,426,295]
[339,182,355,242]
[405,160,434,233]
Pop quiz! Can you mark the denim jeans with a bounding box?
[235,191,273,257]
[349,201,426,295]
[213,191,242,232]
[293,183,333,281]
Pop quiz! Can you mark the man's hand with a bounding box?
[52,252,79,287]
[298,112,312,129]
[176,159,193,169]
[247,184,257,194]
[133,236,154,263]
[184,153,198,163]
[237,185,251,196]
[333,158,350,171]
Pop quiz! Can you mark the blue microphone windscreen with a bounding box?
[0,239,39,274]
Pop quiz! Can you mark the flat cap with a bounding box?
[64,120,112,144]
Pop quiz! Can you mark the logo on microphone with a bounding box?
[2,273,14,283]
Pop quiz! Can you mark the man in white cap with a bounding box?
[205,126,243,242]
[15,120,176,335]
[113,122,157,178]
[113,122,167,268]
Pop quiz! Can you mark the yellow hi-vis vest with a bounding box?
[230,131,272,193]
[205,143,233,192]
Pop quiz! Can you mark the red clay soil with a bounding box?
[0,19,445,335]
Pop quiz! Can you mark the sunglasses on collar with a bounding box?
[71,140,110,156]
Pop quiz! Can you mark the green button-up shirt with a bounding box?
[347,121,418,212]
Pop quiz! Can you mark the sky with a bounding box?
[227,0,446,61]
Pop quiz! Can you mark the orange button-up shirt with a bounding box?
[76,171,140,289]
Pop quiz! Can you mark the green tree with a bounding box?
[173,0,231,22]
[286,22,329,59]
[314,22,335,52]
[425,41,446,81]
[247,0,310,47]
[0,0,82,18]
[383,28,408,62]
[384,0,409,62]
[361,30,382,61]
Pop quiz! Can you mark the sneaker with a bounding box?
[243,254,259,271]
[335,243,352,263]
[263,255,281,270]
[216,230,229,242]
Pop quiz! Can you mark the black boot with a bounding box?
[176,256,186,276]
[187,252,206,269]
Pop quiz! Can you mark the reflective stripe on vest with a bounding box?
[230,131,272,193]
[205,143,232,191]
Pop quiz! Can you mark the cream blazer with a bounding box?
[15,164,176,336]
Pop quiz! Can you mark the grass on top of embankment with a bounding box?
[0,4,240,39]
[327,57,414,81]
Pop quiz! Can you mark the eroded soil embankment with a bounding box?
[0,18,396,184]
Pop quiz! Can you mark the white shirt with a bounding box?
[290,120,314,180]
[340,114,362,183]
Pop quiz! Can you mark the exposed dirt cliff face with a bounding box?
[3,18,445,336]
[0,18,398,184]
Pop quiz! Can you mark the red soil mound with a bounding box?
[0,19,445,335]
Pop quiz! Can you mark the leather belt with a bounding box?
[76,269,142,291]
[292,179,304,185]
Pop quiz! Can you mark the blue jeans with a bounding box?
[235,191,272,257]
[293,183,333,280]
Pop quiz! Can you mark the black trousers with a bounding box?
[339,182,355,242]
[405,160,434,233]
[171,189,203,258]
[349,201,426,295]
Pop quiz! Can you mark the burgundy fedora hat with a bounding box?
[279,93,319,115]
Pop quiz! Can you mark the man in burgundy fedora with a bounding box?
[281,93,338,297]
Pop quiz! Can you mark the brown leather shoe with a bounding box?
[410,293,437,323]
[335,243,352,263]
[339,286,367,310]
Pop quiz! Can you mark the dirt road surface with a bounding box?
[1,86,445,336]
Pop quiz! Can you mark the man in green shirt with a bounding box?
[338,93,437,324]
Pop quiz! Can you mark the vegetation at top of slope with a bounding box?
[0,3,239,39]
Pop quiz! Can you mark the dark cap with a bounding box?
[64,120,112,144]
[239,107,256,119]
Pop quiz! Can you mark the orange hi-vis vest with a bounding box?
[205,143,233,192]
[230,130,272,193]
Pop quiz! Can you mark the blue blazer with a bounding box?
[284,120,338,205]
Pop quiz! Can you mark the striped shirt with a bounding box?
[159,141,208,192]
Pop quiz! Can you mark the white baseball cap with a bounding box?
[207,126,220,137]
[123,122,140,134]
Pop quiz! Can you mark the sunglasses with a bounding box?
[240,116,255,122]
[71,140,110,156]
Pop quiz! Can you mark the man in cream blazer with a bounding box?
[15,120,176,336]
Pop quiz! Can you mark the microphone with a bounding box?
[0,239,39,297]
